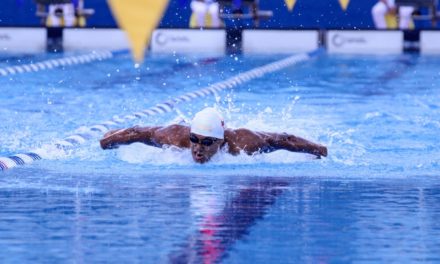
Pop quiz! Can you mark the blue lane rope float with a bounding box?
[0,51,114,77]
[0,50,319,171]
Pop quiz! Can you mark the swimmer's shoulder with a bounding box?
[224,128,267,154]
[155,124,191,148]
[159,123,189,131]
[156,124,190,137]
[225,128,263,139]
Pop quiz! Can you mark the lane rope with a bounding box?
[0,50,319,171]
[0,51,114,77]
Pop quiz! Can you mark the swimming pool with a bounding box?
[1,51,439,262]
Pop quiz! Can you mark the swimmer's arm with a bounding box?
[100,126,161,149]
[266,133,328,158]
[226,129,327,158]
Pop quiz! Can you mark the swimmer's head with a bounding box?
[190,107,225,163]
[190,107,224,139]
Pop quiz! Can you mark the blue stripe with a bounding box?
[0,161,7,170]
[100,124,110,130]
[164,101,174,107]
[8,156,24,165]
[26,152,42,161]
[64,138,81,145]
[91,127,106,132]
[157,105,168,112]
[77,133,93,140]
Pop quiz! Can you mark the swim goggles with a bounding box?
[189,133,218,146]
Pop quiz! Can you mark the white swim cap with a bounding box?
[190,107,225,139]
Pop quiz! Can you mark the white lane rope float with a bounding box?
[0,50,320,171]
[0,51,114,77]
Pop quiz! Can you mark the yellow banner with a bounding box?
[339,0,350,11]
[284,0,297,11]
[107,0,169,63]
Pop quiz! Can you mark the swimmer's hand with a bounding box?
[313,146,327,159]
[321,145,328,157]
[314,145,328,159]
[100,129,124,149]
[100,126,139,149]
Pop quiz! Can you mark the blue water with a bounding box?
[1,51,439,262]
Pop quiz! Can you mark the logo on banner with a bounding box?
[155,32,190,46]
[332,34,366,47]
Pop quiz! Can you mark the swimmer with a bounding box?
[100,107,328,163]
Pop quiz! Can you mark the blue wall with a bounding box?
[1,0,438,29]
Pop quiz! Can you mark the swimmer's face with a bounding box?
[189,133,223,164]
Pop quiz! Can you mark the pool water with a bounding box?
[1,51,439,262]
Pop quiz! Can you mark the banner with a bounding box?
[107,0,169,63]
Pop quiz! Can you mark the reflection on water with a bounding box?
[1,174,439,263]
[169,179,288,263]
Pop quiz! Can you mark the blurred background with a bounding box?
[2,0,439,29]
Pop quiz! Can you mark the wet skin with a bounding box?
[100,124,327,162]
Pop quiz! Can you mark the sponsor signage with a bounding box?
[64,28,130,51]
[0,28,46,53]
[243,30,319,54]
[151,29,226,54]
[420,31,440,54]
[327,30,403,54]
